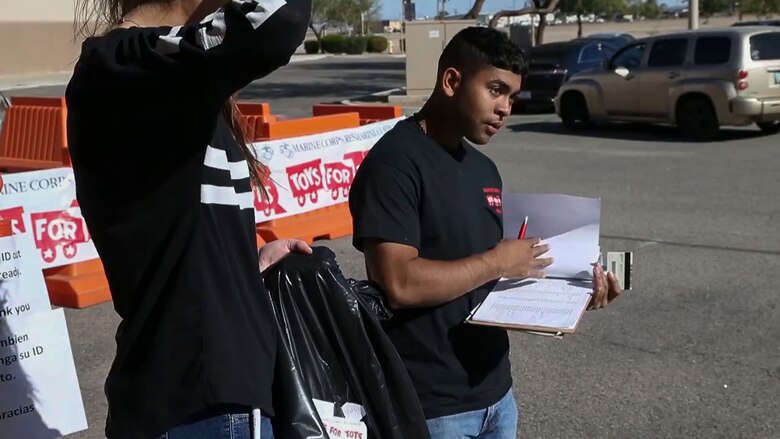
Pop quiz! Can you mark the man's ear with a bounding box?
[440,67,462,98]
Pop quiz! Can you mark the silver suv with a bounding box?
[555,27,780,140]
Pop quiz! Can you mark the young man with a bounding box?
[349,27,622,438]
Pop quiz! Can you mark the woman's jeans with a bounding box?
[158,405,273,439]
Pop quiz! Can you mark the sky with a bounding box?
[379,0,685,21]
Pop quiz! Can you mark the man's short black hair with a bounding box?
[438,26,528,77]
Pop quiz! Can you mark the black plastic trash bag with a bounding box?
[263,246,430,439]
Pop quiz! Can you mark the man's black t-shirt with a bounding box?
[349,118,512,419]
[64,1,309,437]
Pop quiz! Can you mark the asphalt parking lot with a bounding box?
[5,54,779,438]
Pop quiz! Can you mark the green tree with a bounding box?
[598,0,628,15]
[640,0,662,18]
[559,0,587,38]
[309,0,332,52]
[487,0,563,44]
[700,0,731,16]
[309,0,381,50]
[739,0,780,15]
[560,0,627,38]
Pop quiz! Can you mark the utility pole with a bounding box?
[688,0,699,30]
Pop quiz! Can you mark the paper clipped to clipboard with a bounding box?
[467,193,602,336]
[467,277,593,336]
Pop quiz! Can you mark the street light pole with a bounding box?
[688,0,699,30]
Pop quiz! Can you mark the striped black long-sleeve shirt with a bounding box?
[65,1,311,437]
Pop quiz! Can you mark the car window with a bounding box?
[648,38,688,67]
[611,43,646,69]
[750,32,780,60]
[694,37,731,65]
[578,43,614,63]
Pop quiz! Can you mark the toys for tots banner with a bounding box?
[0,118,401,266]
[251,117,402,222]
[0,168,98,269]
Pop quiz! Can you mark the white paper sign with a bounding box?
[312,399,368,439]
[322,416,368,439]
[0,233,52,319]
[340,402,366,421]
[312,398,335,418]
[0,168,73,198]
[0,308,88,438]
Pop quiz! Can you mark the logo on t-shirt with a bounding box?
[483,188,502,214]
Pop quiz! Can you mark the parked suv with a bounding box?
[555,27,780,139]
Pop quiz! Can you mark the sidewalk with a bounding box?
[0,72,73,92]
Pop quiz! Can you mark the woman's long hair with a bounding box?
[74,0,269,194]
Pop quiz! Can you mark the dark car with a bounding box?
[732,20,780,27]
[514,36,629,112]
[585,32,636,46]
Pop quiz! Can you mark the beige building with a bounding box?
[0,1,85,78]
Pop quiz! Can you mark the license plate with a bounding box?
[775,72,780,84]
[519,91,532,100]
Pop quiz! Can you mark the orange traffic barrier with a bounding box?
[238,101,277,141]
[258,112,360,140]
[312,103,402,125]
[241,115,266,141]
[237,101,272,117]
[258,204,352,244]
[0,96,69,171]
[43,258,111,309]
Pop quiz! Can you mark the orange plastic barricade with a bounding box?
[312,103,402,125]
[0,96,69,171]
[255,113,362,244]
[257,204,353,244]
[237,101,272,117]
[43,258,111,309]
[258,112,360,140]
[238,102,277,141]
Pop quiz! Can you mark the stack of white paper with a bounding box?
[469,278,592,334]
[467,193,601,335]
[0,232,88,438]
[501,193,601,280]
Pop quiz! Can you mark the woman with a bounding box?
[66,0,312,437]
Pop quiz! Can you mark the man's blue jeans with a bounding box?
[426,389,518,439]
[158,406,274,439]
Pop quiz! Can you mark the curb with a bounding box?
[340,87,426,113]
[289,54,330,63]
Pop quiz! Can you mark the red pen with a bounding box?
[518,215,528,240]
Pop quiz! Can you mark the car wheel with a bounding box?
[559,93,590,130]
[676,96,719,141]
[757,121,780,134]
